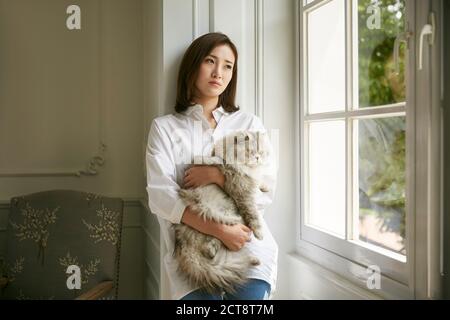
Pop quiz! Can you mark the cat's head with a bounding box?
[214,131,270,167]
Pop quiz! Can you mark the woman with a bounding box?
[146,32,278,300]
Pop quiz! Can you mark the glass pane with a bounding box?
[358,117,406,255]
[357,0,406,108]
[307,0,346,114]
[308,121,346,237]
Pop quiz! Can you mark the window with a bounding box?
[299,0,411,285]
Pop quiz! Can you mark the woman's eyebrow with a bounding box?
[208,54,234,65]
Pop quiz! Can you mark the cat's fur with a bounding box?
[174,131,271,294]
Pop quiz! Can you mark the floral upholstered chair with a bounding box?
[0,190,123,300]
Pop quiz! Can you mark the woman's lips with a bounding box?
[208,82,221,87]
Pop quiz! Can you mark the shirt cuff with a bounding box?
[170,198,188,224]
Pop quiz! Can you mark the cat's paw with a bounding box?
[247,221,263,240]
[253,230,264,240]
[178,189,189,198]
[202,242,219,259]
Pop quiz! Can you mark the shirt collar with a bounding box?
[183,104,229,118]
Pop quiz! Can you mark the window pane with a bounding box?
[358,117,406,255]
[357,0,406,108]
[308,121,346,237]
[307,0,346,114]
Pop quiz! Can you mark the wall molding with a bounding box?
[209,0,215,32]
[0,143,108,178]
[141,199,161,300]
[192,0,199,39]
[145,256,160,287]
[255,0,265,122]
[145,274,160,300]
[143,225,160,254]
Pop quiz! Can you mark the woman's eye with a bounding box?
[226,65,233,70]
[206,58,214,64]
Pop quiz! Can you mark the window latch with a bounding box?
[418,12,436,71]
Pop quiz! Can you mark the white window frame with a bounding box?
[295,0,443,299]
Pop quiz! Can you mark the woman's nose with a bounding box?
[212,68,222,79]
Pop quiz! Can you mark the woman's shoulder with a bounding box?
[151,113,185,128]
[152,113,177,123]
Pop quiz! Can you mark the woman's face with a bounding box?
[194,44,235,101]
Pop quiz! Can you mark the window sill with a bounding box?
[289,239,414,300]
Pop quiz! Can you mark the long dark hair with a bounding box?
[175,32,239,114]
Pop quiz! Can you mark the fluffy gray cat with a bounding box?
[174,131,271,294]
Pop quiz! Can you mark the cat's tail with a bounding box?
[176,245,259,295]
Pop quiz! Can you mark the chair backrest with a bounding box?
[1,190,123,300]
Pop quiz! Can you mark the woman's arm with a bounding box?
[181,206,251,251]
[183,165,225,189]
[146,120,188,224]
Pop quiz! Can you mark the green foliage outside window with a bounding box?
[357,0,406,253]
[358,0,406,108]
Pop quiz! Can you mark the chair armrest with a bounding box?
[0,277,8,289]
[75,281,114,300]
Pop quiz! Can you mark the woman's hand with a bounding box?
[182,207,252,252]
[216,224,252,251]
[183,165,225,189]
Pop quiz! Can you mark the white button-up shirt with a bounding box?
[145,104,278,300]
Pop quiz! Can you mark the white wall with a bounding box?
[261,0,297,299]
[0,0,146,299]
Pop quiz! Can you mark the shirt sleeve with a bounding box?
[145,119,187,224]
[251,115,278,213]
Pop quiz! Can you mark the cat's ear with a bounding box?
[234,131,245,137]
[237,131,251,141]
[232,131,248,142]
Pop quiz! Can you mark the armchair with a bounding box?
[0,190,123,300]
